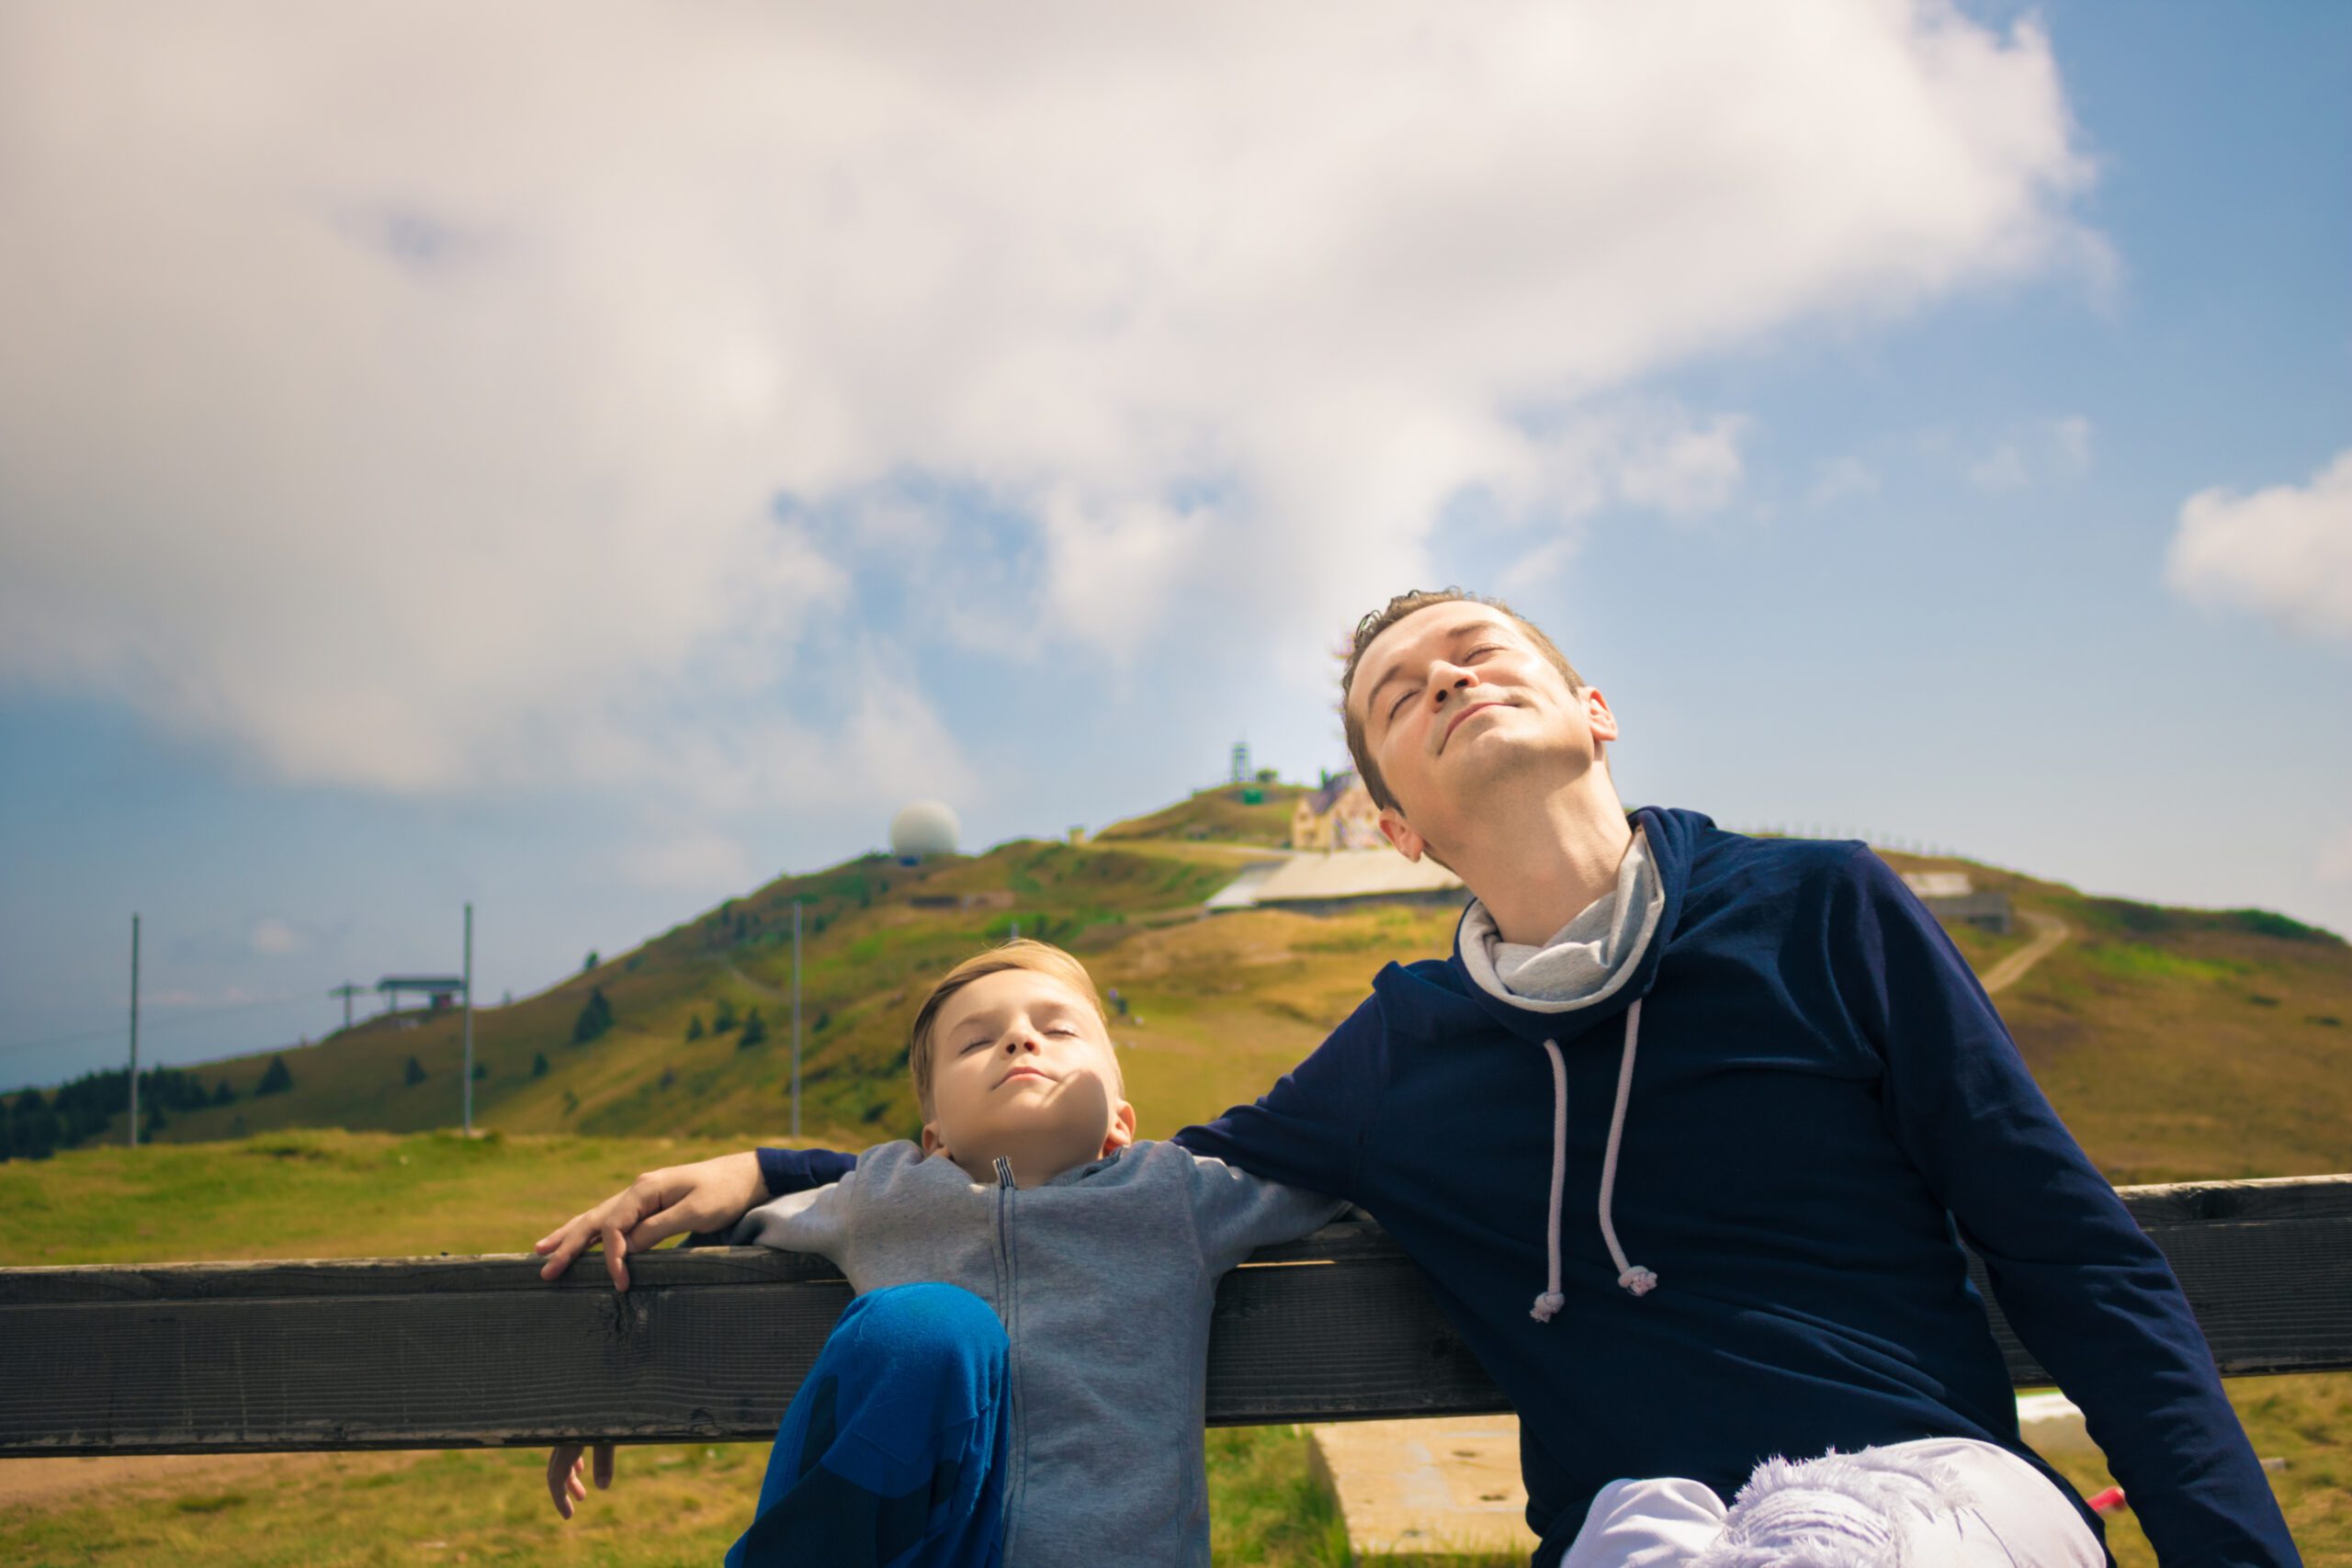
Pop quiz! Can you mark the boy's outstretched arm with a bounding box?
[534,1150,776,1292]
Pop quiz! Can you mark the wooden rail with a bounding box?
[4,1174,2346,1457]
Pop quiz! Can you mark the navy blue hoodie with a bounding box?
[762,807,2298,1565]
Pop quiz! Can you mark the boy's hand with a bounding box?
[533,1151,768,1292]
[547,1440,614,1519]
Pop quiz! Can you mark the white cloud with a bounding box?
[1808,456,1881,507]
[2165,449,2352,642]
[1967,444,2030,492]
[2045,414,2093,472]
[249,918,303,956]
[0,1,2098,794]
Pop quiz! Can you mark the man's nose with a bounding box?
[1430,662,1477,702]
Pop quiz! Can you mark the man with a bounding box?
[538,590,2297,1565]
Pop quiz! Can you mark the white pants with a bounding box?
[1559,1438,2105,1568]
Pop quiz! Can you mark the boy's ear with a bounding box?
[919,1120,948,1159]
[1100,1100,1137,1157]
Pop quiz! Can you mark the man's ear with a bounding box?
[1379,806,1428,863]
[1100,1100,1138,1157]
[1582,687,1620,745]
[919,1121,947,1159]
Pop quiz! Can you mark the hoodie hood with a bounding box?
[1457,821,1665,1012]
[1445,805,1698,1043]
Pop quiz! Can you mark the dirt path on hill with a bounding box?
[1982,910,2071,996]
[722,961,788,1003]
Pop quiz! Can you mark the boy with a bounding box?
[542,939,1340,1567]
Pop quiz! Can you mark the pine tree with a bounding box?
[573,987,615,1044]
[714,997,740,1033]
[256,1056,294,1097]
[531,1052,549,1079]
[472,1062,489,1081]
[404,1056,428,1087]
[685,1013,706,1042]
[739,1008,768,1048]
[213,1080,235,1107]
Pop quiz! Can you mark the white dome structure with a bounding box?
[889,800,962,861]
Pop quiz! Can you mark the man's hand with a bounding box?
[547,1440,614,1520]
[533,1150,768,1292]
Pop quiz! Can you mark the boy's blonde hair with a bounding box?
[908,940,1115,1113]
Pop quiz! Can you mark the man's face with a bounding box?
[1349,601,1616,858]
[921,968,1134,1169]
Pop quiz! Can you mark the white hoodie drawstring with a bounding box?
[1530,1035,1571,1322]
[1598,999,1657,1296]
[1529,999,1657,1324]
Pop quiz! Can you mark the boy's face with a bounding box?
[921,968,1136,1175]
[1348,600,1617,860]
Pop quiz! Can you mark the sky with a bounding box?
[3,0,2346,1094]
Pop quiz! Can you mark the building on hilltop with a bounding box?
[1207,849,1466,918]
[1291,770,1382,852]
[1899,871,2012,935]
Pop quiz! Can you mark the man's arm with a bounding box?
[754,1145,858,1201]
[1831,847,2298,1564]
[1171,989,1387,1201]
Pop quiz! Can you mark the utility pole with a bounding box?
[330,982,364,1031]
[461,902,474,1137]
[790,899,803,1140]
[128,914,141,1147]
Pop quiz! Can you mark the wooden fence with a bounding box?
[4,1173,2346,1457]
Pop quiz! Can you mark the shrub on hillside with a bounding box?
[713,997,740,1033]
[4,1090,62,1162]
[531,1052,549,1078]
[739,1008,768,1048]
[472,1062,489,1080]
[256,1056,294,1097]
[213,1080,235,1106]
[686,1013,706,1042]
[403,1056,428,1087]
[2224,908,2342,944]
[573,987,615,1044]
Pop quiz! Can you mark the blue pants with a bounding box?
[726,1283,1011,1568]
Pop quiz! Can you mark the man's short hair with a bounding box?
[1340,588,1590,813]
[907,939,1115,1113]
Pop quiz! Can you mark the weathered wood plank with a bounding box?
[4,1176,2346,1455]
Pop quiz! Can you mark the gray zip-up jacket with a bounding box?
[729,1138,1343,1567]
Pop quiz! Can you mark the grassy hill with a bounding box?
[1094,781,1310,846]
[20,805,2352,1187]
[6,798,2348,1564]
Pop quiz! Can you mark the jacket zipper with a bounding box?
[993,1155,1024,1554]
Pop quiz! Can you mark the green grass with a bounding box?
[0,1129,757,1266]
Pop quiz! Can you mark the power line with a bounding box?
[0,990,320,1057]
